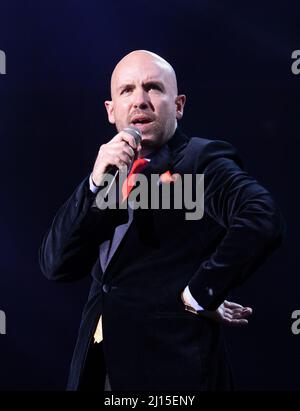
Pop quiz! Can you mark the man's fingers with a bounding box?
[113,131,139,150]
[222,307,253,321]
[234,308,253,317]
[219,301,253,325]
[222,312,234,320]
[241,307,253,316]
[223,300,243,309]
[230,308,252,316]
[224,301,253,313]
[119,141,135,158]
[232,310,252,319]
[223,318,249,326]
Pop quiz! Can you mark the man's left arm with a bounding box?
[186,147,285,312]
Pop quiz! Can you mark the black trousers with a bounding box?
[79,341,111,391]
[104,374,112,391]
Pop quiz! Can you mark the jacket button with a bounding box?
[207,287,214,296]
[102,284,111,293]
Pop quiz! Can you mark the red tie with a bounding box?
[121,157,149,202]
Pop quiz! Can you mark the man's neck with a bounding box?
[139,127,177,158]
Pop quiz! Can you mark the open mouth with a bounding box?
[130,115,154,126]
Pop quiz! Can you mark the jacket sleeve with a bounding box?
[39,175,109,282]
[188,140,286,310]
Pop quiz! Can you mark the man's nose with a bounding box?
[133,89,150,110]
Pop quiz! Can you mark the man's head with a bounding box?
[105,50,186,155]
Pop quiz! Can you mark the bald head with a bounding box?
[110,50,178,99]
[104,49,186,155]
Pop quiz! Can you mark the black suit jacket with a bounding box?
[39,128,284,390]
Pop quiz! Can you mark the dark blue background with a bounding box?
[0,0,298,390]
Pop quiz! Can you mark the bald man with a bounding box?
[40,50,284,391]
[92,50,186,184]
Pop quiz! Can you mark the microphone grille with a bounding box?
[123,126,142,145]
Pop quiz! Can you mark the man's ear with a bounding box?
[104,100,115,124]
[175,94,186,120]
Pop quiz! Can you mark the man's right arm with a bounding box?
[39,130,140,282]
[39,176,106,282]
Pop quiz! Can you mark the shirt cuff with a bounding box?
[89,173,100,193]
[183,286,204,311]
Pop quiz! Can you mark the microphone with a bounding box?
[108,125,142,178]
[94,126,142,208]
[123,126,142,151]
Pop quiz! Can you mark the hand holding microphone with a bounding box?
[91,127,142,187]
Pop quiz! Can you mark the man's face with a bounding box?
[105,53,185,153]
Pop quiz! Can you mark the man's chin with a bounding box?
[140,136,159,148]
[130,122,155,134]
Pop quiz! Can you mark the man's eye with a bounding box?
[121,87,132,95]
[147,84,161,91]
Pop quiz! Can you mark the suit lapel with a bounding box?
[143,144,173,176]
[100,128,189,278]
